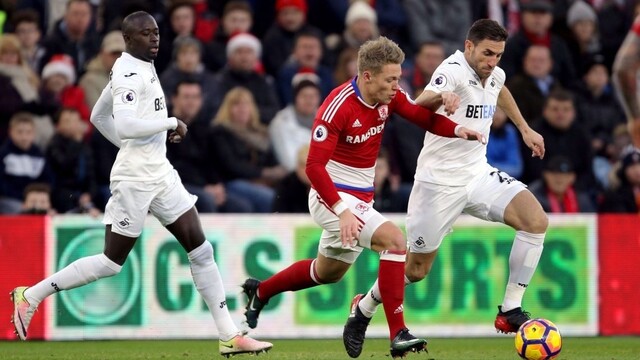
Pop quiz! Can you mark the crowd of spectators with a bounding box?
[0,0,639,216]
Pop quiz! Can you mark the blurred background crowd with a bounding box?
[0,0,639,217]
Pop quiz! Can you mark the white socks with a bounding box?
[358,275,412,318]
[188,241,238,341]
[25,253,122,306]
[501,231,544,311]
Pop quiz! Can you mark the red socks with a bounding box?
[257,259,320,301]
[379,251,407,340]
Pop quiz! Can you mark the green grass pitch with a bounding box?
[2,337,639,359]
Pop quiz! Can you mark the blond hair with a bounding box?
[0,34,40,88]
[212,87,266,132]
[356,36,404,76]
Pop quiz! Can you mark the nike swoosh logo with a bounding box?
[248,297,259,311]
[221,344,233,348]
[17,311,26,337]
[124,72,137,77]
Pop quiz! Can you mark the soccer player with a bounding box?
[240,36,485,358]
[613,14,640,150]
[343,19,549,357]
[10,11,272,357]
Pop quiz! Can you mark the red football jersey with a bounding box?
[306,78,459,208]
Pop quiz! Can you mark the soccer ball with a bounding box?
[514,318,562,360]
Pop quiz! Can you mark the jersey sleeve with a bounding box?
[424,64,459,94]
[305,111,346,208]
[392,87,458,137]
[111,67,144,113]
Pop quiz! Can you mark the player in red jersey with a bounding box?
[613,14,640,150]
[241,36,484,358]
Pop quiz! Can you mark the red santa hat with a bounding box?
[276,0,307,14]
[226,32,262,58]
[42,54,76,83]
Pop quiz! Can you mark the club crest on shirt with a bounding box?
[122,90,137,104]
[355,202,370,214]
[313,124,328,142]
[377,105,389,121]
[431,74,447,88]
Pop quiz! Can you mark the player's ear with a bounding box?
[464,39,473,52]
[362,71,371,81]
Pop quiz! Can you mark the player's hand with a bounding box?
[456,126,486,144]
[169,119,188,143]
[441,91,460,116]
[338,209,359,248]
[522,128,545,159]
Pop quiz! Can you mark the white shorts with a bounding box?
[308,188,388,264]
[103,170,197,237]
[407,166,526,253]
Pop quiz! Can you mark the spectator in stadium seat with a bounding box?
[0,113,53,214]
[272,144,311,213]
[155,1,198,74]
[209,87,287,213]
[262,0,323,76]
[372,147,410,213]
[401,41,445,99]
[205,0,253,72]
[159,36,217,116]
[500,0,576,88]
[167,80,252,213]
[20,182,57,215]
[332,46,358,85]
[507,45,562,125]
[0,34,40,144]
[11,9,46,74]
[565,0,604,79]
[599,149,640,213]
[402,0,471,57]
[522,89,595,190]
[277,30,333,105]
[211,32,280,125]
[40,0,100,78]
[325,1,379,68]
[46,107,98,215]
[529,155,596,213]
[269,78,320,172]
[574,57,626,159]
[487,107,523,179]
[79,31,125,109]
[39,54,91,135]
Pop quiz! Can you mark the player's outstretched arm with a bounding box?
[497,86,545,159]
[414,89,460,115]
[613,22,640,148]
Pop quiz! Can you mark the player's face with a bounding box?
[125,16,160,62]
[466,39,504,80]
[364,63,401,105]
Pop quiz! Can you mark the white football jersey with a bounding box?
[415,50,505,185]
[109,52,172,182]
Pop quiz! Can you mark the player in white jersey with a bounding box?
[10,11,272,356]
[344,19,549,355]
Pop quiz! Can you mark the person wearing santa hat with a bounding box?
[211,32,280,125]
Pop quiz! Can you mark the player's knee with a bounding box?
[526,211,548,234]
[405,261,432,283]
[99,254,122,277]
[382,234,407,252]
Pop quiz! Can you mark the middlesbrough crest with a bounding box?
[377,105,388,121]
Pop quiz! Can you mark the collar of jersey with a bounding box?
[454,50,483,82]
[350,76,377,109]
[121,52,154,67]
